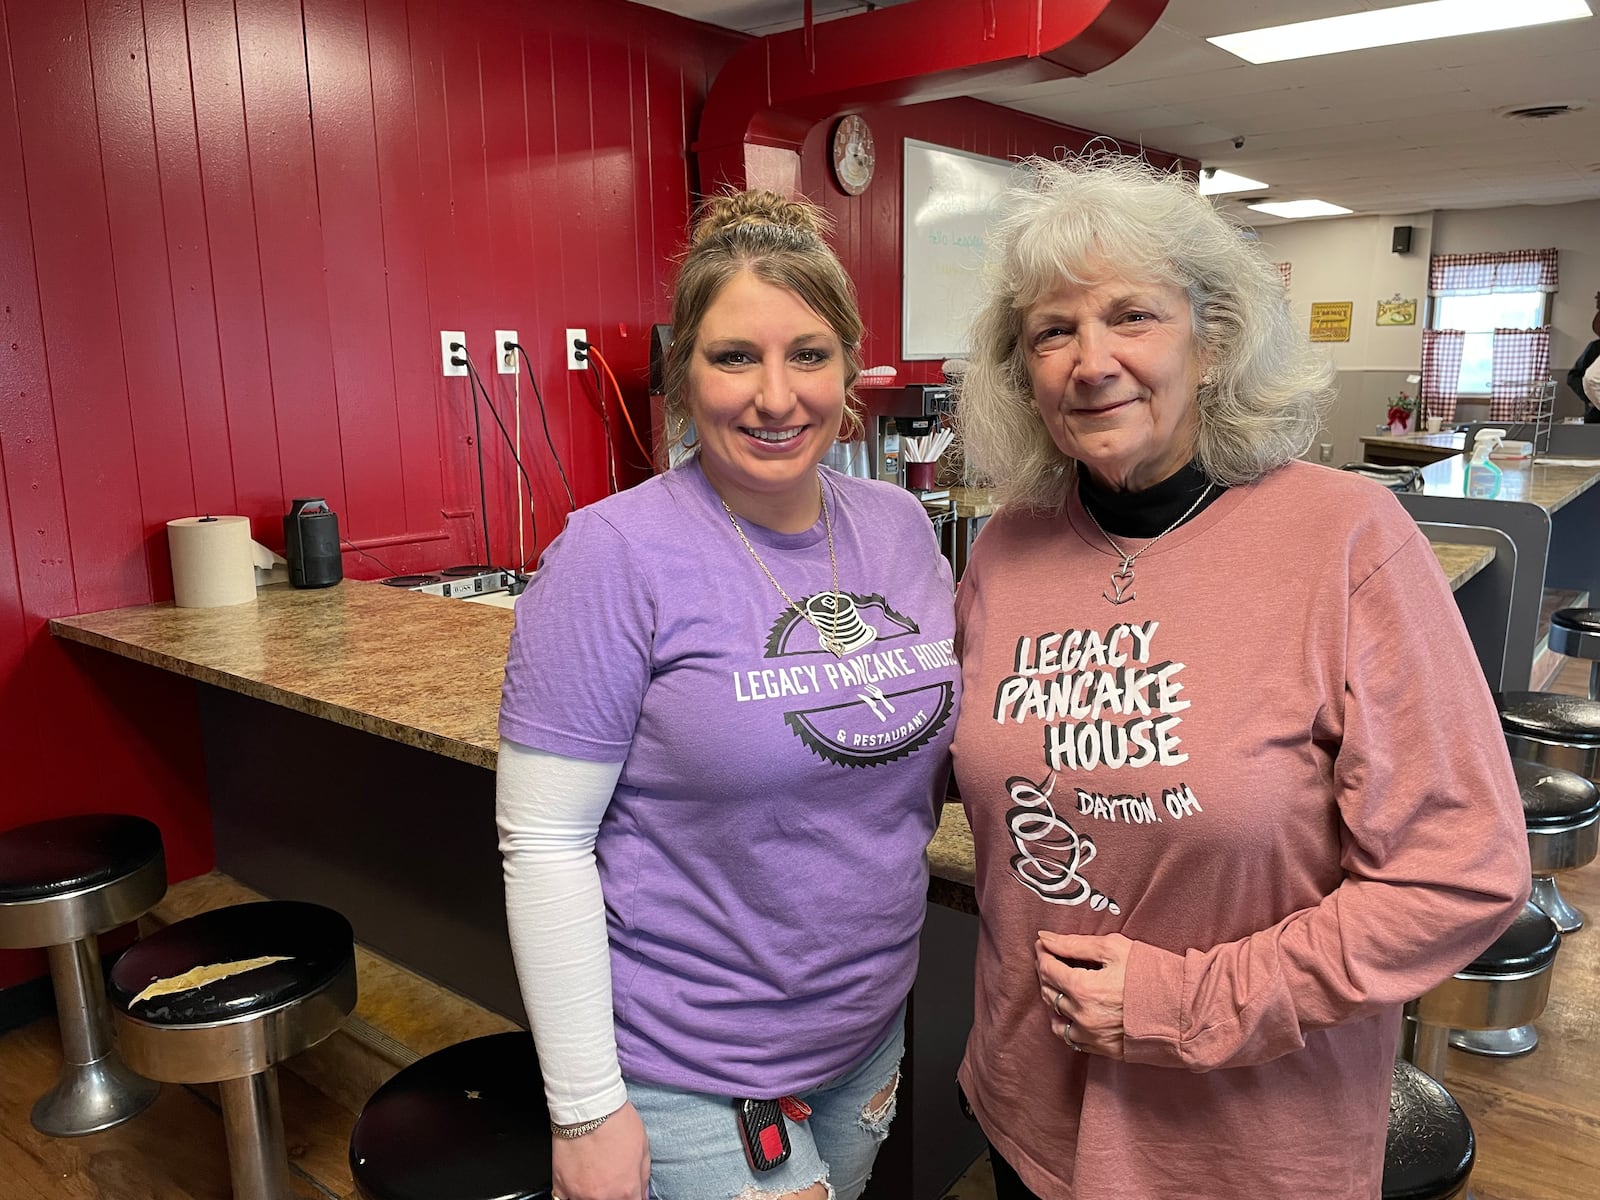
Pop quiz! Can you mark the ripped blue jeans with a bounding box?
[628,1008,904,1200]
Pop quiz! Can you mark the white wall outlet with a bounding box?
[566,328,588,371]
[495,330,519,374]
[441,331,467,377]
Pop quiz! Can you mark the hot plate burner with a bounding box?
[379,573,443,588]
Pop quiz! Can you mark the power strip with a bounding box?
[412,570,508,599]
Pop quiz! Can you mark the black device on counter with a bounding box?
[284,498,343,589]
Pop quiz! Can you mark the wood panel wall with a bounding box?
[0,0,1175,991]
[0,0,739,990]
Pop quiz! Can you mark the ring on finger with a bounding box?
[1052,988,1065,1017]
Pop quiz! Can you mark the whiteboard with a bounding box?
[901,140,1024,361]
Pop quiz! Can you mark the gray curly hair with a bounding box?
[958,153,1334,510]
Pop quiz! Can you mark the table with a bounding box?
[1358,431,1465,467]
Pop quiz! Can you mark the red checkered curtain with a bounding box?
[1419,329,1465,422]
[1428,248,1558,295]
[1275,262,1291,289]
[1489,327,1551,421]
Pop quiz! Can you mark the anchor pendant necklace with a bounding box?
[1081,482,1214,606]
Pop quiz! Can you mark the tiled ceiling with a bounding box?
[635,0,1600,223]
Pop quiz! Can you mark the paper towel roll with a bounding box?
[168,516,261,608]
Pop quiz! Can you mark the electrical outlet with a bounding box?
[566,328,588,371]
[441,331,467,377]
[495,330,519,375]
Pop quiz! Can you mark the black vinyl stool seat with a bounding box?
[1550,608,1600,701]
[1495,691,1600,785]
[0,814,165,1136]
[1407,902,1560,1070]
[349,1031,553,1200]
[1513,758,1600,932]
[110,901,356,1200]
[1383,1059,1475,1200]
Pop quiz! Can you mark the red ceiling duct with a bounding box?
[696,0,1170,193]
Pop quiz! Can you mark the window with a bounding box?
[1432,293,1549,393]
[1427,249,1557,394]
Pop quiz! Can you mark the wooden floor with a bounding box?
[3,658,1598,1199]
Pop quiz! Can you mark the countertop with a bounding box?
[1359,431,1466,454]
[1432,542,1496,592]
[1417,455,1600,514]
[944,487,1001,520]
[51,582,511,770]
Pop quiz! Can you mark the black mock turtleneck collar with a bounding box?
[1077,460,1226,539]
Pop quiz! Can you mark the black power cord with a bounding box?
[508,340,577,512]
[450,343,496,568]
[460,350,545,574]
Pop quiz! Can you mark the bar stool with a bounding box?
[1497,691,1600,783]
[110,901,356,1200]
[1513,757,1600,932]
[1405,902,1560,1072]
[0,814,165,1136]
[348,1031,553,1200]
[1549,607,1600,700]
[1383,1059,1474,1200]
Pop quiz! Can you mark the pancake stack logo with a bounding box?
[732,590,955,769]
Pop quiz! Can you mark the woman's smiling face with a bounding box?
[1023,268,1206,493]
[688,270,847,529]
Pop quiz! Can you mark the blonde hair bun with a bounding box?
[691,190,829,248]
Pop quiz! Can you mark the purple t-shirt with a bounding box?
[500,459,959,1096]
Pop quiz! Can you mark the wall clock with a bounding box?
[831,115,876,196]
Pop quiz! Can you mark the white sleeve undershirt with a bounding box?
[495,737,628,1125]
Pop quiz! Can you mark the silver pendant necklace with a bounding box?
[1081,482,1214,606]
[722,472,847,657]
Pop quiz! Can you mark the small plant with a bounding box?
[1387,391,1418,426]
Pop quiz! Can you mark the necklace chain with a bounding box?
[1081,482,1214,607]
[722,473,846,657]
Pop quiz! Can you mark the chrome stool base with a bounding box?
[220,1071,292,1200]
[31,935,159,1136]
[1449,1024,1539,1057]
[32,1049,160,1138]
[1530,873,1584,933]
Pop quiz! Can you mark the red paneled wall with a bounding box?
[0,0,1175,991]
[0,0,742,990]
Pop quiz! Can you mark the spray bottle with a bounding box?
[1464,427,1507,499]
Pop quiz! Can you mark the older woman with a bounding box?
[952,155,1530,1199]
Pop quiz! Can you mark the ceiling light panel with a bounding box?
[1246,199,1355,218]
[1197,169,1269,195]
[1209,0,1593,65]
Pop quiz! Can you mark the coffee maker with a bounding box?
[860,384,954,486]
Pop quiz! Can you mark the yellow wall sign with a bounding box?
[1376,298,1417,326]
[1309,301,1353,343]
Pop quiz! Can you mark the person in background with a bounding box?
[496,191,959,1200]
[950,153,1530,1199]
[1567,289,1600,423]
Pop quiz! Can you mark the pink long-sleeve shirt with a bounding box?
[952,461,1530,1198]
